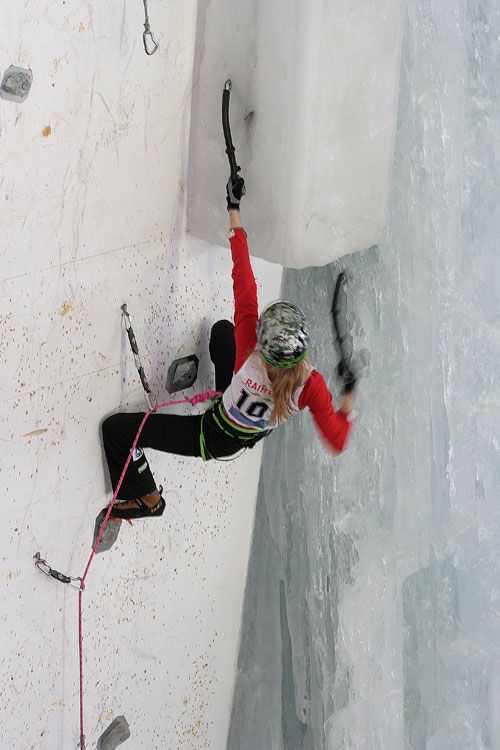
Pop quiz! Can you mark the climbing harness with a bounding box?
[199,397,265,462]
[222,79,240,181]
[121,303,157,410]
[142,0,159,55]
[331,272,357,394]
[34,552,84,591]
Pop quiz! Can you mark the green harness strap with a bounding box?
[200,411,211,461]
[199,397,266,461]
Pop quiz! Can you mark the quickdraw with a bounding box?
[121,303,157,410]
[34,552,84,591]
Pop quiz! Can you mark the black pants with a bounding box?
[102,320,241,500]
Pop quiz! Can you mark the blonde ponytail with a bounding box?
[265,357,312,425]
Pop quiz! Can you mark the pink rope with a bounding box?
[77,390,220,749]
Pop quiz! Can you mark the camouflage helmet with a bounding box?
[256,300,309,367]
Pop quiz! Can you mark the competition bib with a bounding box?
[222,351,309,431]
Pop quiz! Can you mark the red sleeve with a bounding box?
[229,228,258,371]
[298,370,352,454]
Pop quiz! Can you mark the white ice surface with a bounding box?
[187,0,405,268]
[228,1,500,749]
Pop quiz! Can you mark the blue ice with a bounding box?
[228,1,500,748]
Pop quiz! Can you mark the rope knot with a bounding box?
[187,389,221,405]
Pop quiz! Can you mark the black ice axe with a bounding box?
[332,272,357,394]
[222,79,241,181]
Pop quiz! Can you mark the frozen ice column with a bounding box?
[187,0,405,269]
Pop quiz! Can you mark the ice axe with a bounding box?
[222,79,241,181]
[332,272,357,394]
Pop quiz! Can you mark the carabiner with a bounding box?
[143,29,159,56]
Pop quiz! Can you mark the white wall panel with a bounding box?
[1,2,283,748]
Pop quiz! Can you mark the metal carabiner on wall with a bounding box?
[34,552,84,592]
[142,0,159,55]
[143,29,159,56]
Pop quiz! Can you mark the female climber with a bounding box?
[101,174,356,519]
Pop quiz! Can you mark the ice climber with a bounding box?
[101,174,356,519]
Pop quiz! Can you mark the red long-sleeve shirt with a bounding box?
[222,227,352,454]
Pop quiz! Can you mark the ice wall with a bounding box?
[187,0,405,268]
[229,0,500,748]
[0,2,283,749]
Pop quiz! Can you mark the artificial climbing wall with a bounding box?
[0,3,282,748]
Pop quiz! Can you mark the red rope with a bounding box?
[77,390,220,749]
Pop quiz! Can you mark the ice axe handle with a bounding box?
[332,272,357,395]
[222,81,240,180]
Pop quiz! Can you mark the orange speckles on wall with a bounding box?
[41,124,52,138]
[59,300,72,316]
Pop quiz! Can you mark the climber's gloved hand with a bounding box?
[337,359,357,395]
[226,171,246,210]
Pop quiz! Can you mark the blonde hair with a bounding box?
[264,356,312,426]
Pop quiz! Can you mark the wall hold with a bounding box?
[0,65,33,103]
[96,716,130,750]
[166,354,199,393]
[92,509,122,554]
